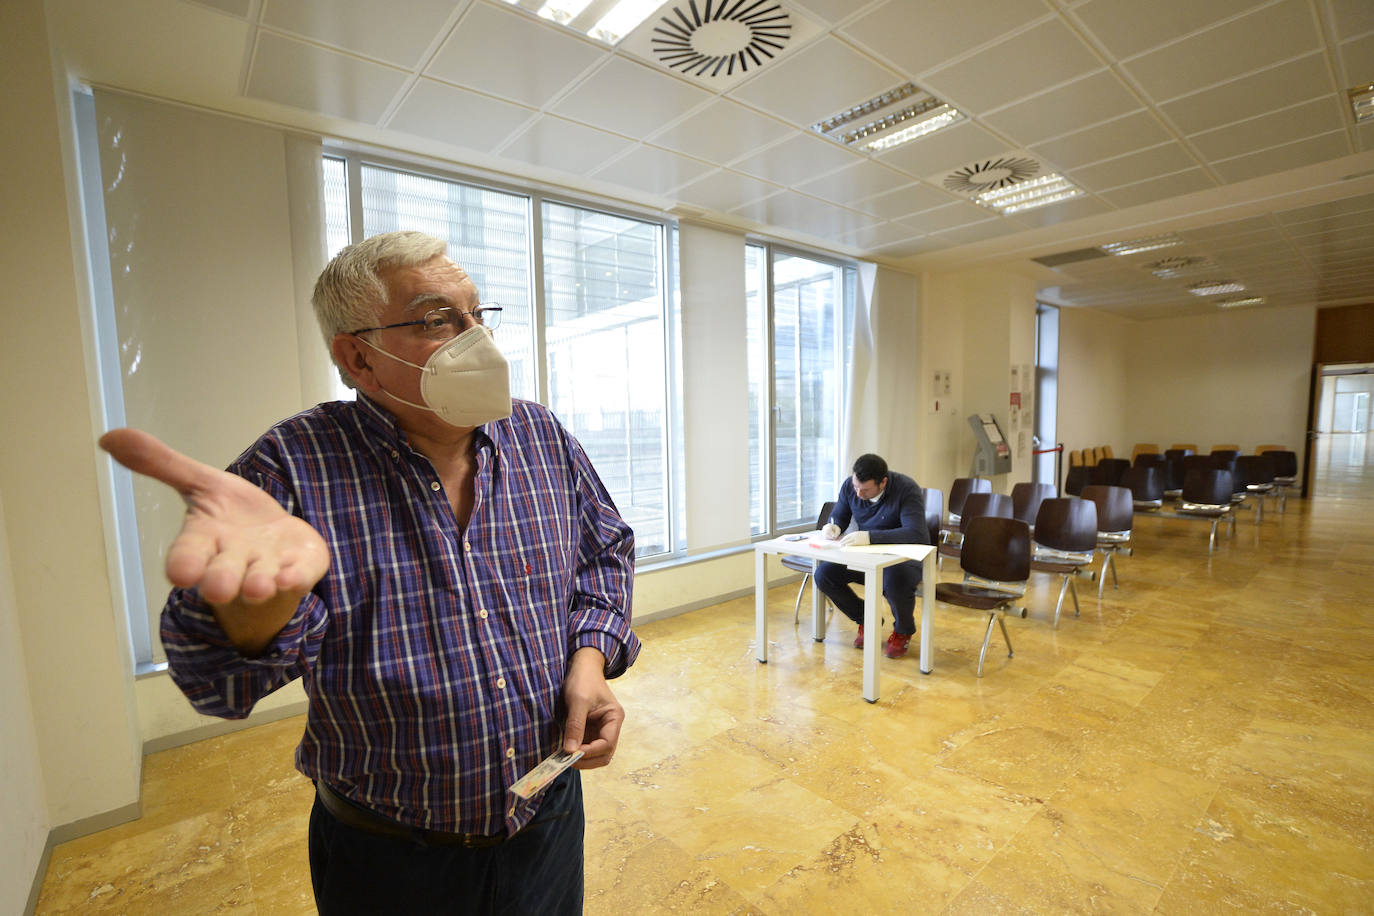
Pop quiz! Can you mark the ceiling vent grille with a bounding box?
[1032,248,1110,269]
[650,2,792,77]
[942,156,1041,195]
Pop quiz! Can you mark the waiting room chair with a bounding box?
[1176,469,1236,552]
[922,487,943,547]
[782,501,835,624]
[939,492,1012,568]
[1080,485,1133,597]
[1234,454,1276,522]
[1068,449,1084,467]
[943,477,992,536]
[1011,482,1055,530]
[1130,443,1161,462]
[934,516,1030,678]
[1210,444,1240,453]
[1101,445,1115,459]
[1121,465,1164,510]
[1064,464,1092,497]
[1093,458,1130,487]
[1170,443,1198,453]
[1029,497,1098,627]
[1260,449,1299,512]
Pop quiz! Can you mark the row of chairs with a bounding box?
[1068,445,1115,467]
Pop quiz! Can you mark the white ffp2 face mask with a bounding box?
[359,326,512,427]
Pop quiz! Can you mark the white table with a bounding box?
[754,536,938,703]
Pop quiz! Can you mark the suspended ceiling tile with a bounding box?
[1341,33,1374,85]
[1329,0,1374,40]
[920,218,1024,247]
[980,70,1140,147]
[1158,53,1333,135]
[732,190,871,238]
[1030,110,1171,171]
[898,200,995,234]
[836,221,925,250]
[246,31,407,122]
[1072,0,1260,60]
[647,99,793,165]
[553,57,713,138]
[1182,215,1276,240]
[1098,168,1216,208]
[1211,131,1352,183]
[730,132,862,186]
[851,181,953,220]
[1284,211,1374,238]
[922,18,1102,113]
[188,0,250,17]
[1121,0,1322,103]
[1070,142,1199,191]
[1189,97,1348,163]
[588,144,715,195]
[261,0,458,67]
[727,36,901,128]
[792,0,885,26]
[498,115,635,175]
[874,121,1011,178]
[388,79,535,153]
[838,0,1048,76]
[1009,195,1113,228]
[426,2,606,109]
[672,169,782,212]
[1277,192,1374,222]
[872,237,942,258]
[796,159,918,206]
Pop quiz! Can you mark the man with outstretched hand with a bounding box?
[101,230,640,915]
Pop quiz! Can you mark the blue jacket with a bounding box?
[829,471,929,545]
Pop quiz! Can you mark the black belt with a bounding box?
[314,780,506,848]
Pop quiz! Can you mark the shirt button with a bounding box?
[390,450,399,460]
[464,540,471,551]
[496,677,506,689]
[478,609,488,619]
[430,481,441,491]
[507,806,515,818]
[506,747,516,759]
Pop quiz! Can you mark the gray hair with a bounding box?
[312,231,447,387]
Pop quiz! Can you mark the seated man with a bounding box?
[814,453,929,658]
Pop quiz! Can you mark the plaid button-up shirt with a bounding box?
[162,395,639,835]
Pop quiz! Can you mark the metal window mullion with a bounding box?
[660,223,680,553]
[766,247,778,535]
[530,194,549,407]
[345,155,364,243]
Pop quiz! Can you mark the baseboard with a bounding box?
[25,832,55,916]
[47,798,142,847]
[142,700,310,755]
[632,572,804,626]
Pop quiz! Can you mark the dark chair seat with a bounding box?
[939,492,1012,567]
[933,515,1030,677]
[785,501,835,623]
[1029,496,1098,627]
[1121,465,1163,510]
[942,476,992,535]
[1081,485,1133,597]
[1176,469,1235,551]
[934,582,1020,610]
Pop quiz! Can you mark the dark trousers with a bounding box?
[814,559,922,636]
[309,770,584,915]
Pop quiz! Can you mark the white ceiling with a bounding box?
[47,0,1374,319]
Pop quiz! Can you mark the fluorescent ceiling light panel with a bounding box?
[536,0,593,25]
[1146,255,1214,278]
[1350,83,1374,123]
[590,0,662,43]
[509,0,661,44]
[1217,296,1265,308]
[1188,280,1247,296]
[812,84,963,151]
[1099,233,1185,256]
[975,172,1083,214]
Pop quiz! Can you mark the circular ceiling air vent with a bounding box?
[651,3,792,77]
[943,156,1040,195]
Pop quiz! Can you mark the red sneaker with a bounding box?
[852,625,864,649]
[883,630,911,659]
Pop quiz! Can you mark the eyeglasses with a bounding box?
[350,305,502,339]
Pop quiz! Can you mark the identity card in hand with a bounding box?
[510,749,583,799]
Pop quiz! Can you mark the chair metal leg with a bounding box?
[1208,518,1218,552]
[998,615,1013,657]
[977,613,997,677]
[1052,575,1069,628]
[1098,551,1118,597]
[792,574,810,624]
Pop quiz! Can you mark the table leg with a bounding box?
[920,550,935,675]
[811,561,825,642]
[755,549,768,664]
[862,569,880,703]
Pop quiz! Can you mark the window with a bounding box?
[745,243,854,535]
[329,156,677,559]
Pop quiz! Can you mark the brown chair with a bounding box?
[1089,446,1104,465]
[1093,458,1130,487]
[934,516,1030,677]
[1069,449,1085,467]
[782,501,835,624]
[1080,485,1133,597]
[1011,482,1055,529]
[1261,450,1299,512]
[922,487,943,547]
[939,492,1013,567]
[1177,469,1235,551]
[1064,464,1092,497]
[1121,465,1163,510]
[1101,445,1114,459]
[1234,454,1276,522]
[1130,443,1161,462]
[1210,444,1240,452]
[1170,443,1198,453]
[1030,497,1098,627]
[1254,444,1285,454]
[943,477,992,536]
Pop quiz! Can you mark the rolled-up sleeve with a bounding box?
[565,435,640,679]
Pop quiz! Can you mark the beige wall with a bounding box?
[0,0,142,843]
[1058,307,1133,459]
[1122,307,1315,454]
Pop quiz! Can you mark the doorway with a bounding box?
[1312,363,1374,499]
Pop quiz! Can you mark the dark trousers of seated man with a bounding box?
[814,559,922,635]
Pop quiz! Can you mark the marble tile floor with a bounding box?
[36,488,1374,914]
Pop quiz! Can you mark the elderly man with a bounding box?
[814,453,929,659]
[100,230,640,914]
